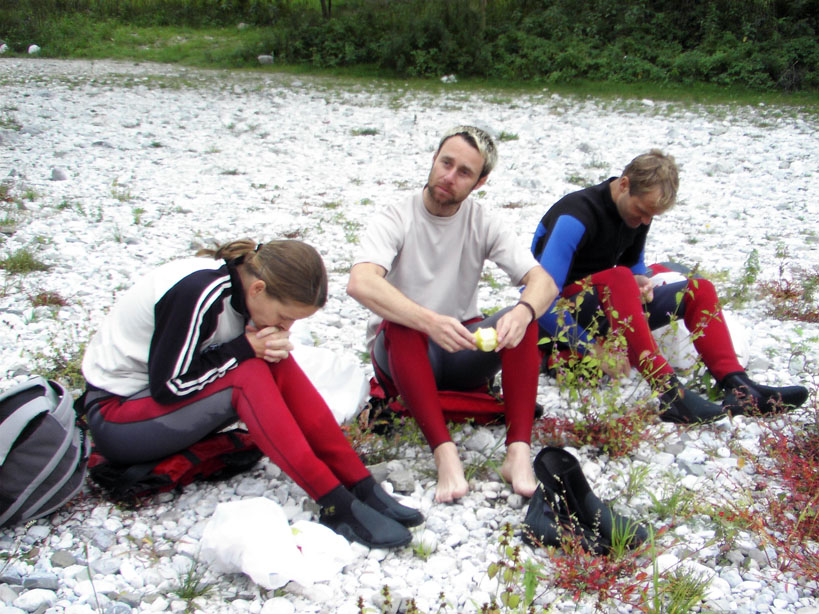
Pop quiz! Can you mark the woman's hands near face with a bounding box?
[245,325,294,362]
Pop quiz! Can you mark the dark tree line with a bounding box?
[4,0,818,90]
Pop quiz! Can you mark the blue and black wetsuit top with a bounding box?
[530,178,650,346]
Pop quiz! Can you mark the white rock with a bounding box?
[119,559,145,588]
[260,598,295,614]
[13,589,56,611]
[704,575,732,601]
[129,521,151,540]
[463,429,496,451]
[412,529,438,554]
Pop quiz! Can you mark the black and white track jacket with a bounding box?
[82,258,254,403]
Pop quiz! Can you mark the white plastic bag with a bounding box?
[288,321,369,424]
[650,272,750,370]
[199,498,355,590]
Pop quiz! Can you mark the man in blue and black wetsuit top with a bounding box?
[531,149,808,423]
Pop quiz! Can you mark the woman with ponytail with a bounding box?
[80,239,421,548]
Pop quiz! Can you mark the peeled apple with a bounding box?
[474,327,498,352]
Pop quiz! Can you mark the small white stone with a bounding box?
[261,598,295,614]
[14,589,57,611]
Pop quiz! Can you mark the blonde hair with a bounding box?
[437,125,498,178]
[622,149,679,212]
[198,239,327,307]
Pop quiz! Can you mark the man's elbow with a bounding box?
[348,263,383,302]
[347,264,372,303]
[346,265,366,301]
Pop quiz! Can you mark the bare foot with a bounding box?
[433,442,469,503]
[501,441,537,498]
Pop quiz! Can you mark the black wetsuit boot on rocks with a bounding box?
[318,484,412,548]
[720,371,809,416]
[658,375,727,424]
[351,476,424,527]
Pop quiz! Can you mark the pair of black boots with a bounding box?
[318,476,423,549]
[523,447,648,555]
[658,372,808,425]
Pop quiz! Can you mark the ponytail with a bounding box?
[198,239,327,308]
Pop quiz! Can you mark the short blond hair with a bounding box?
[437,125,498,178]
[622,149,679,212]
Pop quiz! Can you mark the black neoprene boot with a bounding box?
[522,485,606,553]
[721,371,808,416]
[318,485,411,549]
[658,376,727,424]
[351,476,424,527]
[532,447,647,553]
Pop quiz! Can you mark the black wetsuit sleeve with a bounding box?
[148,270,254,404]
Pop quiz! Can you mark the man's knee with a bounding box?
[593,266,639,289]
[375,321,431,380]
[686,276,718,302]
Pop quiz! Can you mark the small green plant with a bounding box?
[412,539,434,561]
[0,111,22,131]
[758,257,819,323]
[351,127,379,136]
[27,322,89,390]
[607,517,648,560]
[172,556,214,610]
[648,566,708,614]
[111,183,133,202]
[648,483,694,521]
[342,402,425,465]
[30,290,68,309]
[463,435,505,483]
[565,173,592,187]
[331,210,363,243]
[480,270,503,290]
[622,462,651,500]
[724,248,760,308]
[132,206,146,225]
[483,524,544,612]
[0,248,49,274]
[497,131,518,141]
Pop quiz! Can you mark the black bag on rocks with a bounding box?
[0,377,90,528]
[87,429,263,502]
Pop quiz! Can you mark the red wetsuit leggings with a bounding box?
[85,357,369,500]
[563,265,742,384]
[373,308,540,451]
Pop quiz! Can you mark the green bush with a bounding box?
[3,0,817,92]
